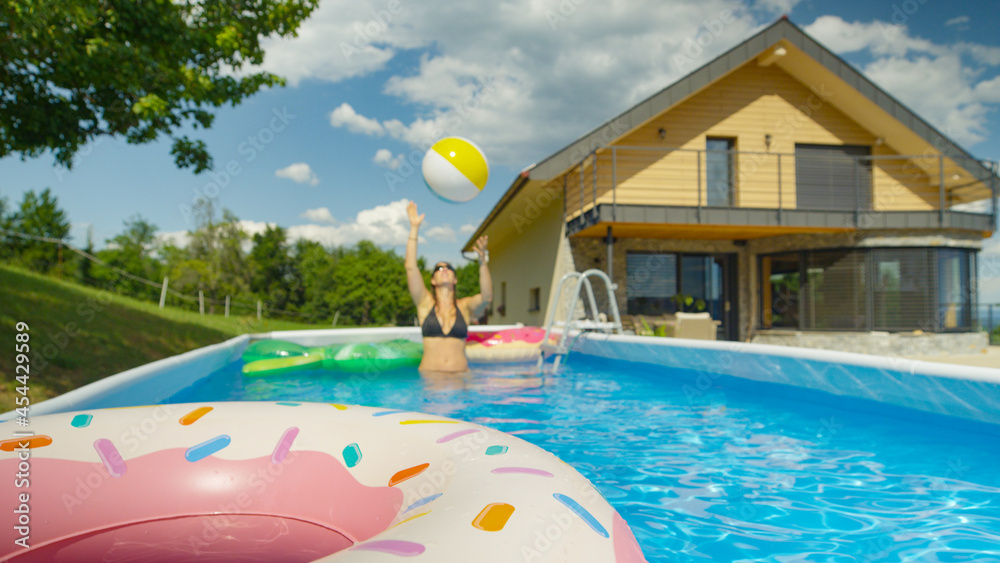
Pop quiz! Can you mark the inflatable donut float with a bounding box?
[0,402,646,562]
[464,327,557,364]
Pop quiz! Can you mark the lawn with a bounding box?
[0,264,322,413]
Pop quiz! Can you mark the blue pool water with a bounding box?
[167,355,1000,561]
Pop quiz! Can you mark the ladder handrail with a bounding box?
[539,269,623,372]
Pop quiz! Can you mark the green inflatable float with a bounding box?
[241,339,423,376]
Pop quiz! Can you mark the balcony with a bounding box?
[561,146,999,238]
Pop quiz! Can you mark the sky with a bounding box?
[2,0,1000,302]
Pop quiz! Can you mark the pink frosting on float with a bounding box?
[466,327,550,347]
[613,511,648,562]
[0,449,403,558]
[10,514,354,562]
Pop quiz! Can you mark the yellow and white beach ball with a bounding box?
[422,137,489,203]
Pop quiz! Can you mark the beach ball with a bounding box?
[422,137,489,203]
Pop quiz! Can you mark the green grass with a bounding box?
[0,264,323,413]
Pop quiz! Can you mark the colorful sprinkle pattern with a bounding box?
[0,402,638,561]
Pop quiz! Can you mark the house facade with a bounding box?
[465,19,998,355]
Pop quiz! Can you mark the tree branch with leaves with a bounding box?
[0,0,319,172]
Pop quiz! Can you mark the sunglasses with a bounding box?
[434,263,455,273]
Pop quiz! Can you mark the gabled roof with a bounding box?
[464,17,997,250]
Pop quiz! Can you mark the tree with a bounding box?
[0,195,11,260]
[180,201,249,312]
[249,224,302,312]
[329,241,414,326]
[0,0,320,172]
[6,188,71,272]
[92,215,162,298]
[454,260,480,299]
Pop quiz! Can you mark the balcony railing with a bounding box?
[560,146,998,233]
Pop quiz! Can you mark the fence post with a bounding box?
[199,291,204,315]
[225,295,230,318]
[159,277,168,309]
[257,300,262,320]
[333,311,340,327]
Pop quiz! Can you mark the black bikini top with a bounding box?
[421,304,468,340]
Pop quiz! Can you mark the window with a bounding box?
[794,144,872,211]
[706,138,734,206]
[760,253,801,329]
[759,248,977,332]
[937,249,975,330]
[528,287,540,312]
[803,250,867,330]
[626,252,677,315]
[872,249,933,331]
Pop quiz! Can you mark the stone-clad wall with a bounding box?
[750,330,989,356]
[566,229,984,355]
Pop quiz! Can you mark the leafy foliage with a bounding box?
[4,188,71,272]
[92,215,162,299]
[0,190,480,326]
[0,0,320,172]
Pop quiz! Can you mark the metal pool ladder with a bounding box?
[538,269,623,372]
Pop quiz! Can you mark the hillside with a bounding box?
[0,265,321,413]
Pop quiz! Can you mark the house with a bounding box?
[463,18,998,355]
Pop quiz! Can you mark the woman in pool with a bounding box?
[406,200,492,372]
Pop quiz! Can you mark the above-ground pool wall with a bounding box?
[573,333,1000,427]
[0,335,251,419]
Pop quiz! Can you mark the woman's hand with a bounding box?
[407,200,425,229]
[474,235,488,261]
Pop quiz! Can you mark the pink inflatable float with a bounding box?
[0,402,646,562]
[465,326,557,364]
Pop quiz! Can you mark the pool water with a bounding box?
[167,355,1000,561]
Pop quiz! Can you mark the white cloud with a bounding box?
[300,207,337,224]
[275,162,319,186]
[329,103,385,136]
[287,199,414,247]
[944,15,969,27]
[273,1,764,166]
[754,0,802,16]
[237,220,276,238]
[157,230,191,248]
[425,224,456,242]
[373,148,405,170]
[251,4,999,166]
[250,1,404,86]
[459,223,478,234]
[804,16,1000,147]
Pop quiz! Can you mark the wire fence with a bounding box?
[0,228,319,323]
[980,305,1000,345]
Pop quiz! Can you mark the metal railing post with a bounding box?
[592,151,598,222]
[696,149,702,223]
[992,161,998,231]
[854,156,860,227]
[939,155,946,226]
[562,174,567,222]
[777,153,782,224]
[612,147,617,222]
